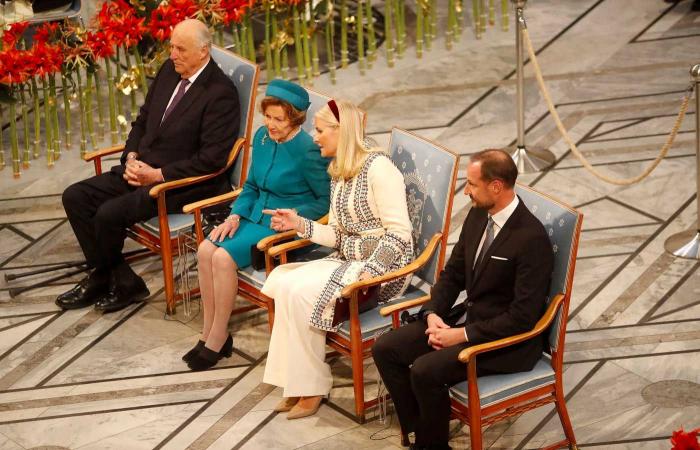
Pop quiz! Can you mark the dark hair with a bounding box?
[469,149,518,188]
[260,97,306,127]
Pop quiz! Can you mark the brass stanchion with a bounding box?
[509,0,556,173]
[665,64,700,260]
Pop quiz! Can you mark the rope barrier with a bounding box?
[522,28,694,186]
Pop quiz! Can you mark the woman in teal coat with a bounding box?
[185,79,330,371]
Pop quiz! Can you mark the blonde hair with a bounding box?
[318,100,384,180]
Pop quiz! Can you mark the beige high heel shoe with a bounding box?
[274,396,300,413]
[286,395,323,420]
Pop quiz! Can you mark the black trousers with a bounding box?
[373,320,491,447]
[62,171,159,271]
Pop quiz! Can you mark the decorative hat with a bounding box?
[265,79,311,111]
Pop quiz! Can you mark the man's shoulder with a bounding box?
[203,59,238,95]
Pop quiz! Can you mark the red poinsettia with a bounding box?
[33,22,61,45]
[85,30,117,59]
[1,21,30,49]
[220,0,251,25]
[0,48,30,85]
[672,428,700,450]
[149,0,198,42]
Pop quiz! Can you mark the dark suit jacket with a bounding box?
[114,58,240,212]
[420,197,553,374]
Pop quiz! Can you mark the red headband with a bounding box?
[328,99,340,123]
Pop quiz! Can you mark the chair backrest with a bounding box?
[388,128,459,285]
[514,184,583,352]
[210,45,260,187]
[28,0,81,23]
[302,88,332,135]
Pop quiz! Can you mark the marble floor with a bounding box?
[1,0,700,448]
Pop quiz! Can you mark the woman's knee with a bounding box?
[212,247,238,271]
[197,240,217,265]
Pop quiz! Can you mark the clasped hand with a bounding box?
[123,158,162,187]
[425,313,466,350]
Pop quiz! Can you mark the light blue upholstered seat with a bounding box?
[448,184,583,450]
[28,0,81,23]
[333,128,459,342]
[135,46,258,238]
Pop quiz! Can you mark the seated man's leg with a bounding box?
[373,321,434,437]
[92,184,158,312]
[410,343,473,448]
[58,173,133,309]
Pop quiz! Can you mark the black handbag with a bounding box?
[250,244,266,271]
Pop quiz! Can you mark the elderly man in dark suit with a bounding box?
[58,19,240,313]
[372,149,554,449]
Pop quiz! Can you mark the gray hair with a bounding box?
[175,19,212,50]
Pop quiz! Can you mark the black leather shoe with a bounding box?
[186,334,233,371]
[94,273,149,313]
[182,340,205,363]
[56,274,109,310]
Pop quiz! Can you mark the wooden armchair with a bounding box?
[380,183,584,450]
[183,87,333,330]
[268,128,460,422]
[83,46,259,314]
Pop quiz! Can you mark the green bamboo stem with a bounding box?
[104,59,119,145]
[216,28,224,47]
[114,49,127,140]
[9,99,20,177]
[311,24,320,77]
[271,16,281,77]
[340,0,348,68]
[239,20,248,59]
[76,69,88,156]
[0,105,5,170]
[365,0,376,65]
[94,69,105,139]
[501,0,508,31]
[264,2,273,82]
[384,0,394,67]
[416,1,424,58]
[447,0,455,49]
[479,0,486,34]
[49,74,61,160]
[246,14,255,62]
[123,46,138,119]
[86,69,97,149]
[133,48,148,100]
[282,40,290,79]
[325,8,337,84]
[231,23,242,56]
[19,85,30,168]
[424,0,432,50]
[455,0,464,39]
[299,4,313,81]
[61,70,72,150]
[292,8,306,83]
[431,0,438,39]
[42,76,54,164]
[357,0,365,74]
[489,0,495,25]
[472,0,481,38]
[396,0,405,57]
[30,78,40,159]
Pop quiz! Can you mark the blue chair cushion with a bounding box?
[239,245,335,290]
[449,354,554,408]
[335,284,429,341]
[139,214,194,238]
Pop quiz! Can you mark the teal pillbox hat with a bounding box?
[265,79,311,112]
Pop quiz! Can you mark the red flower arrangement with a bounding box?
[672,428,700,450]
[149,0,199,42]
[220,0,251,25]
[96,0,146,49]
[1,21,30,49]
[85,31,117,60]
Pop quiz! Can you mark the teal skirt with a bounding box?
[209,219,275,268]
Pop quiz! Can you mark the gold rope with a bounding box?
[522,28,693,186]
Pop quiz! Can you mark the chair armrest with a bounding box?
[457,293,565,364]
[339,233,442,298]
[379,295,431,317]
[182,189,242,214]
[256,214,329,251]
[268,238,316,258]
[83,145,125,162]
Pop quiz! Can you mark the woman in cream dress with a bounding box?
[262,100,413,419]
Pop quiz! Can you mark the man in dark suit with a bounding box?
[58,19,240,313]
[373,149,553,449]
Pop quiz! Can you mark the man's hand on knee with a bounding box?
[124,159,164,186]
[425,314,466,350]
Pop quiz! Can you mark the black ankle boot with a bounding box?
[182,340,205,363]
[186,334,233,371]
[219,334,233,358]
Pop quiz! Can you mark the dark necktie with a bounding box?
[474,216,495,269]
[161,79,190,124]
